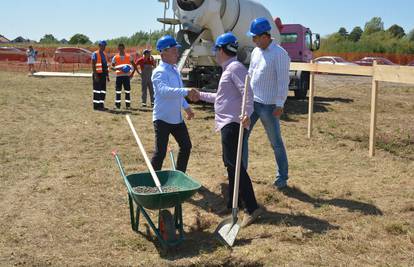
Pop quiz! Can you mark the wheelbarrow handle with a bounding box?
[112,151,135,196]
[168,146,176,171]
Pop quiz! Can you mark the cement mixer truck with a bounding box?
[157,0,320,98]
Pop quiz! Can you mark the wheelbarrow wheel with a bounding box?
[159,210,176,242]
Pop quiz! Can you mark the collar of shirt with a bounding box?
[160,60,174,69]
[260,40,277,52]
[220,56,238,70]
[160,60,180,76]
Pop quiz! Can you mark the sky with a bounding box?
[1,0,413,42]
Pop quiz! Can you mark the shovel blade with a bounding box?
[215,216,240,247]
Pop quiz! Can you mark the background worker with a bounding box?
[136,49,156,107]
[111,43,138,110]
[91,40,110,111]
[190,32,262,227]
[26,45,37,74]
[245,17,291,189]
[151,35,198,173]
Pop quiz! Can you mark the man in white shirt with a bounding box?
[245,17,291,189]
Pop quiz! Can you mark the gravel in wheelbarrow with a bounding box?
[133,185,183,194]
[126,170,201,210]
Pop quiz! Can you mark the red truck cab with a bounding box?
[280,24,318,63]
[275,18,320,98]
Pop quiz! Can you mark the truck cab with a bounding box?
[280,24,318,63]
[276,20,320,98]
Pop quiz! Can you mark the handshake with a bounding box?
[186,88,201,102]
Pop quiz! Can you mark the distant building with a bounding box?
[0,34,10,43]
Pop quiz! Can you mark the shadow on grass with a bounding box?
[157,224,270,262]
[189,184,339,234]
[283,96,354,117]
[258,207,339,234]
[280,186,383,215]
[314,96,354,103]
[187,185,227,215]
[130,214,222,259]
[158,229,222,260]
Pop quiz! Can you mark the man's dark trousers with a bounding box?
[93,73,107,109]
[151,120,192,173]
[221,122,258,214]
[115,76,131,108]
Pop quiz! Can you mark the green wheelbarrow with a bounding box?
[113,151,201,249]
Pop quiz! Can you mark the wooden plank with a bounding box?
[290,62,373,76]
[369,76,379,157]
[374,65,414,84]
[307,63,315,139]
[31,72,92,78]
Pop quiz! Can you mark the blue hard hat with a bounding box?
[122,65,131,73]
[214,32,239,52]
[156,35,181,52]
[98,40,107,46]
[246,17,272,37]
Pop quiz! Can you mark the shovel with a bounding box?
[125,115,163,193]
[215,75,250,247]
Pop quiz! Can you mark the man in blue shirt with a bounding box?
[150,35,197,172]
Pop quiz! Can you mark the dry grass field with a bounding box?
[0,71,413,266]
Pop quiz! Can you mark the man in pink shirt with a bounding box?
[191,32,262,227]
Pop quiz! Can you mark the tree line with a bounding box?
[38,30,174,48]
[320,17,414,54]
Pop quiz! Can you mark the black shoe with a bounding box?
[216,206,231,216]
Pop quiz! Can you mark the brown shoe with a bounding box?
[240,207,263,228]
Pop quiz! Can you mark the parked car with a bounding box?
[354,57,395,66]
[314,56,358,66]
[407,61,414,66]
[54,47,92,64]
[0,46,27,62]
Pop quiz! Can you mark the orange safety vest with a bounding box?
[114,53,131,76]
[94,50,109,74]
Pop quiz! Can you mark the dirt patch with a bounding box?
[0,72,413,266]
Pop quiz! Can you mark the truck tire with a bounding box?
[294,71,309,99]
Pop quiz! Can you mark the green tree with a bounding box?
[338,27,348,38]
[349,26,363,42]
[69,34,92,45]
[406,29,414,42]
[364,17,384,35]
[106,29,174,47]
[39,34,59,44]
[387,24,405,39]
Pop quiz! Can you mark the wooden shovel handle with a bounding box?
[232,75,250,209]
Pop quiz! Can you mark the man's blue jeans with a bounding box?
[244,102,289,184]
